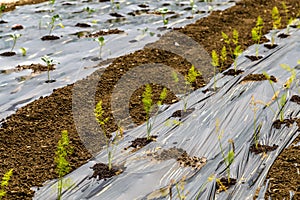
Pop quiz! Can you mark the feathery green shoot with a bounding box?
[220,46,227,68]
[0,169,13,200]
[184,65,201,111]
[272,7,281,30]
[55,130,72,200]
[252,16,264,57]
[211,50,219,91]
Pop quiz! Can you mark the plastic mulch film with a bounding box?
[33,27,300,199]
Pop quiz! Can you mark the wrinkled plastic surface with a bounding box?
[33,25,300,199]
[0,0,233,120]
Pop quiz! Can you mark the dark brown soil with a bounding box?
[272,118,296,129]
[127,9,150,16]
[16,63,55,73]
[223,69,244,76]
[85,29,125,38]
[90,162,122,180]
[109,12,124,18]
[176,152,207,170]
[249,144,279,154]
[124,136,157,150]
[291,95,300,105]
[265,136,300,199]
[0,20,8,24]
[0,52,16,56]
[41,35,60,40]
[216,177,237,193]
[245,55,263,61]
[75,23,91,28]
[264,43,278,49]
[170,108,195,119]
[278,33,290,38]
[1,0,300,199]
[11,24,23,30]
[241,73,277,82]
[1,0,48,12]
[138,4,149,8]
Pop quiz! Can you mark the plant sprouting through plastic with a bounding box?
[96,36,105,59]
[41,55,59,83]
[0,169,13,200]
[9,34,21,52]
[251,16,264,57]
[142,84,167,140]
[48,14,64,35]
[55,130,73,200]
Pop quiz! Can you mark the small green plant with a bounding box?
[251,16,264,57]
[250,96,263,149]
[172,175,189,200]
[211,50,219,91]
[158,8,169,25]
[184,65,201,111]
[20,47,27,56]
[220,46,227,69]
[94,100,123,171]
[0,169,13,200]
[221,29,242,71]
[49,0,55,12]
[0,5,5,21]
[48,14,64,35]
[96,36,105,58]
[190,0,196,16]
[41,55,58,82]
[84,7,95,15]
[142,84,167,140]
[271,6,281,46]
[215,119,235,184]
[10,34,21,52]
[55,130,72,200]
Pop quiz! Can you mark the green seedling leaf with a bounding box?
[232,29,239,45]
[211,50,219,67]
[221,32,230,45]
[142,84,153,115]
[272,6,281,29]
[186,65,201,84]
[157,87,167,106]
[20,47,27,56]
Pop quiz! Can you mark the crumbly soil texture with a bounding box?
[0,0,300,199]
[124,136,157,151]
[90,162,122,180]
[241,73,277,83]
[249,144,279,154]
[216,177,237,193]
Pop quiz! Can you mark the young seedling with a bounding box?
[220,46,227,69]
[84,7,95,15]
[10,34,21,53]
[48,14,64,35]
[94,100,123,171]
[215,119,235,184]
[271,6,281,46]
[221,30,242,71]
[158,8,169,25]
[263,71,286,122]
[96,36,105,59]
[184,65,201,111]
[49,0,55,12]
[251,16,264,57]
[0,5,6,22]
[0,169,13,200]
[250,96,263,149]
[20,47,27,56]
[55,130,72,200]
[41,55,58,83]
[142,84,167,140]
[173,175,189,200]
[190,0,196,16]
[211,50,219,91]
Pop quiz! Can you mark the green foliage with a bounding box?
[41,55,59,82]
[48,14,64,35]
[184,65,201,111]
[9,34,21,52]
[0,5,5,20]
[215,119,235,184]
[279,93,287,122]
[96,36,105,58]
[49,0,55,12]
[142,84,167,140]
[280,63,296,89]
[0,169,13,200]
[20,47,27,56]
[221,29,242,71]
[158,8,169,25]
[220,46,227,68]
[211,50,219,91]
[84,7,95,14]
[94,100,121,171]
[272,6,281,30]
[55,130,72,200]
[252,16,264,57]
